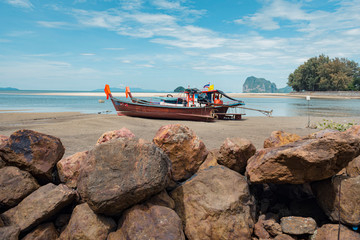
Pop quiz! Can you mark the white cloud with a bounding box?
[80,53,96,56]
[37,21,68,28]
[5,0,33,8]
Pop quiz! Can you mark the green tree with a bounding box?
[288,55,360,91]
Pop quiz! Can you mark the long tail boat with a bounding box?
[104,84,246,121]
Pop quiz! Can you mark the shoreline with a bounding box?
[1,112,359,158]
[1,91,360,99]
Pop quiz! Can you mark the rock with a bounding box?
[57,151,88,188]
[346,155,360,177]
[217,138,256,174]
[345,125,360,137]
[108,204,185,240]
[309,129,339,139]
[77,138,171,215]
[96,128,135,145]
[264,131,301,148]
[246,132,360,184]
[0,166,39,209]
[0,226,20,240]
[280,216,317,235]
[1,183,76,232]
[0,129,65,183]
[254,215,271,239]
[22,222,59,240]
[312,175,360,226]
[198,149,219,171]
[263,218,282,236]
[289,199,329,225]
[58,203,116,240]
[147,190,175,209]
[0,135,8,147]
[311,224,360,240]
[54,213,71,233]
[153,124,208,181]
[274,234,295,240]
[171,165,255,240]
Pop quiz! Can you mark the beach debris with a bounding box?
[171,165,255,240]
[0,166,39,210]
[217,137,256,174]
[263,130,301,148]
[312,175,360,226]
[1,183,76,232]
[22,222,59,240]
[153,124,208,181]
[77,138,171,215]
[280,216,317,235]
[311,224,360,240]
[246,131,360,184]
[346,155,360,177]
[58,203,116,240]
[108,203,185,240]
[57,151,89,188]
[0,129,65,183]
[96,127,135,145]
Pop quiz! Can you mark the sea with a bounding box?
[0,91,360,117]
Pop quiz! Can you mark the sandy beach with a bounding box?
[1,112,359,158]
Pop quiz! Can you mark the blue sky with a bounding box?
[1,0,360,92]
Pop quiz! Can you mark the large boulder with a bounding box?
[77,138,171,215]
[57,151,89,188]
[58,203,116,240]
[312,175,360,226]
[264,131,301,148]
[1,183,76,232]
[0,166,39,209]
[0,226,20,240]
[96,128,135,145]
[346,155,360,177]
[246,132,360,184]
[280,216,317,235]
[217,138,256,174]
[311,224,360,240]
[108,204,185,240]
[345,125,360,137]
[22,222,59,240]
[171,166,255,240]
[0,130,65,182]
[153,124,208,181]
[198,149,219,171]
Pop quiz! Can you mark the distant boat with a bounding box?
[104,84,247,121]
[98,99,105,103]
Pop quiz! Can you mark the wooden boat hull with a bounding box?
[111,97,230,121]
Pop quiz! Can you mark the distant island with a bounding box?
[0,87,19,91]
[243,76,292,93]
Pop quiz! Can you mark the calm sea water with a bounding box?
[0,91,359,117]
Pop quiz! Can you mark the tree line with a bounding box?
[288,54,360,91]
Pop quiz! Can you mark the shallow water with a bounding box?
[0,92,359,117]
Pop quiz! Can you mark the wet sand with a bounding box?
[1,112,359,158]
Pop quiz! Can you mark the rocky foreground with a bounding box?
[0,125,360,240]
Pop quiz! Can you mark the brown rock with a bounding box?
[217,138,256,174]
[96,127,135,145]
[309,129,339,139]
[280,216,317,235]
[108,204,185,240]
[54,213,71,233]
[0,129,65,182]
[0,135,8,147]
[274,234,295,240]
[1,183,76,232]
[311,224,360,240]
[198,149,219,171]
[264,130,301,148]
[263,218,282,236]
[0,166,39,209]
[77,138,171,215]
[247,132,360,184]
[347,155,360,177]
[58,203,116,240]
[171,165,255,240]
[345,125,360,137]
[147,190,175,209]
[0,159,5,168]
[0,225,20,240]
[153,124,208,181]
[254,215,271,239]
[312,175,360,226]
[57,151,88,188]
[22,222,59,240]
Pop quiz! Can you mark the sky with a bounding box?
[0,0,360,92]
